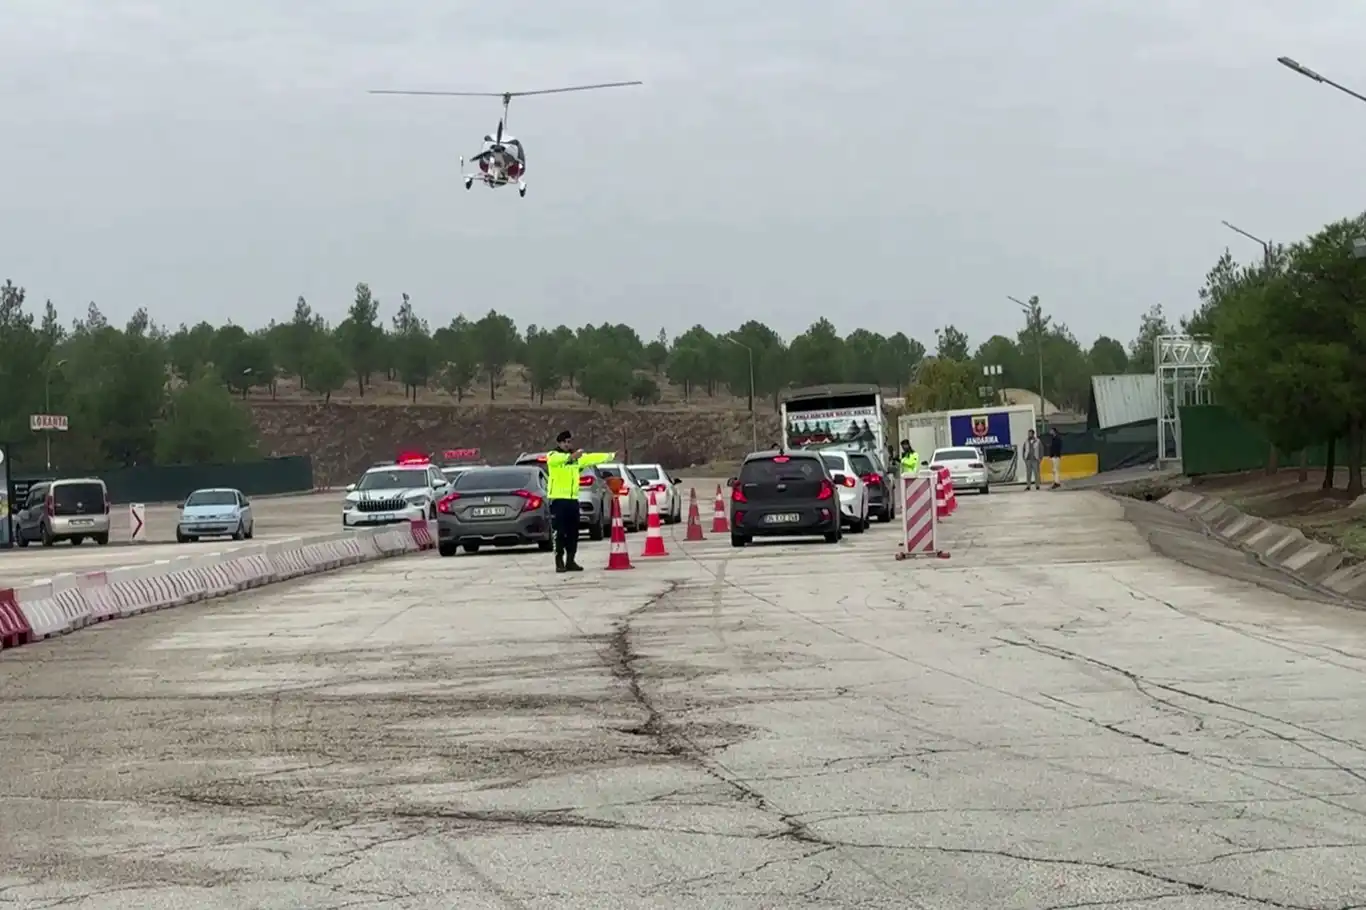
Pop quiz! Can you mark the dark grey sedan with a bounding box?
[436,466,553,557]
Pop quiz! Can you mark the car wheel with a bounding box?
[849,516,865,534]
[245,523,254,539]
[730,534,748,547]
[823,530,841,543]
[16,530,28,548]
[462,542,481,554]
[40,524,54,547]
[589,518,604,540]
[176,531,188,543]
[980,485,989,494]
[94,533,109,546]
[438,541,458,557]
[877,506,892,523]
[232,521,245,541]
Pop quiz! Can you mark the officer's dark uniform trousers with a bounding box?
[550,498,580,566]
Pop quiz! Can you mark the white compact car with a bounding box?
[929,446,989,493]
[816,451,870,533]
[343,457,451,528]
[597,463,648,530]
[627,463,682,523]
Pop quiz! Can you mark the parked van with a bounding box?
[15,477,111,547]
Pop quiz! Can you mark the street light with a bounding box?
[1220,220,1273,269]
[1277,57,1366,105]
[1007,296,1046,415]
[722,336,758,452]
[44,359,67,471]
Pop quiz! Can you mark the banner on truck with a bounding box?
[950,412,1013,448]
[786,406,880,451]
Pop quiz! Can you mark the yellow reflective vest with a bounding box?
[545,451,615,500]
[900,452,920,473]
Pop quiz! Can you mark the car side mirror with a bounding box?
[726,477,737,487]
[178,501,185,509]
[345,483,356,492]
[832,473,848,484]
[672,477,682,484]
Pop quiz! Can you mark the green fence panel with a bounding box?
[14,456,314,503]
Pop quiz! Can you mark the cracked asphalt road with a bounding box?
[4,488,1366,908]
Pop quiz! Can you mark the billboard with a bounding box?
[784,406,881,452]
[0,442,11,548]
[949,411,1013,448]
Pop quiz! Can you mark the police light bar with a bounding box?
[396,452,430,465]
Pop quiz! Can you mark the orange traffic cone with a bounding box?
[606,496,633,570]
[641,491,668,557]
[711,484,730,533]
[685,487,705,541]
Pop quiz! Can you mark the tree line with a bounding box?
[0,278,1175,470]
[1191,210,1366,496]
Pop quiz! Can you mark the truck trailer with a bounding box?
[897,404,1037,485]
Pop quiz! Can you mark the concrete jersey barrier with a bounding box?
[0,518,436,654]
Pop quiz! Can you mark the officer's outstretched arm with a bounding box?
[546,452,571,467]
[579,452,616,467]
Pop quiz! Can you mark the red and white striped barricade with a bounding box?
[408,518,436,551]
[0,588,32,650]
[79,570,121,623]
[13,579,93,640]
[895,471,948,560]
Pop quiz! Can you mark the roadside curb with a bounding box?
[1149,490,1366,599]
[0,519,436,656]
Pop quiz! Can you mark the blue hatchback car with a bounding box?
[177,488,255,542]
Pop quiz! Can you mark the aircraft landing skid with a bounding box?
[460,157,527,196]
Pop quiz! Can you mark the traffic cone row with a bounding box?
[685,487,705,541]
[934,467,950,520]
[641,491,668,557]
[711,485,729,533]
[605,495,633,570]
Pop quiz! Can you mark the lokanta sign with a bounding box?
[30,414,68,431]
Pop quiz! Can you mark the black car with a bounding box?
[728,451,841,547]
[848,450,895,523]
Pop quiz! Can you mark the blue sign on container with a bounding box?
[949,412,1013,448]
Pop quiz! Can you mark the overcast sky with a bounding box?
[5,1,1366,352]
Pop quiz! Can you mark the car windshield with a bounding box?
[741,457,821,483]
[849,453,878,474]
[628,465,661,481]
[185,490,237,507]
[454,468,539,491]
[357,469,428,490]
[937,448,980,461]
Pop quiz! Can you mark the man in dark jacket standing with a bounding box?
[1047,426,1063,489]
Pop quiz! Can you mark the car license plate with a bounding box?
[372,513,394,523]
[470,506,506,518]
[71,519,94,526]
[764,513,800,524]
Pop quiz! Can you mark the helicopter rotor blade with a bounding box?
[495,119,504,143]
[367,81,641,98]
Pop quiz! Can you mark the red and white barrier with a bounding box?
[0,519,436,656]
[895,471,947,561]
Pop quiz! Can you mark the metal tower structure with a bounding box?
[1155,335,1216,469]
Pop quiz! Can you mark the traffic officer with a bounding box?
[544,430,615,573]
[898,439,920,473]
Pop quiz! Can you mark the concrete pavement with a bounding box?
[0,493,344,587]
[4,488,1366,907]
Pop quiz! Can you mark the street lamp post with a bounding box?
[1007,296,1045,415]
[44,359,67,471]
[1277,57,1366,105]
[1220,220,1273,270]
[723,336,758,452]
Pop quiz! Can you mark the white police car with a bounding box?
[342,454,450,528]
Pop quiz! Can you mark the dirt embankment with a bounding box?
[250,402,783,486]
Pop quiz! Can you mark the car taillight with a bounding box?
[579,474,594,486]
[861,473,881,486]
[838,475,856,488]
[514,490,544,511]
[817,480,834,500]
[436,492,460,513]
[44,495,54,517]
[731,485,747,503]
[969,462,984,469]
